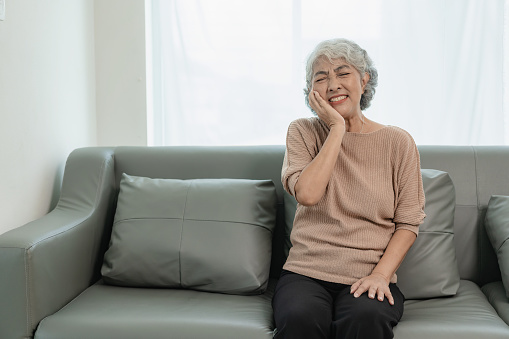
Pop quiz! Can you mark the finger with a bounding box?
[308,91,322,113]
[311,91,323,110]
[310,92,331,124]
[386,290,395,306]
[308,90,317,107]
[312,92,338,126]
[312,91,328,110]
[377,289,385,302]
[350,280,362,294]
[368,286,377,300]
[353,283,368,298]
[313,91,328,109]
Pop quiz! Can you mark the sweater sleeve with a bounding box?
[281,119,318,197]
[393,130,426,236]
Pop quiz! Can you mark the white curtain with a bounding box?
[148,0,507,146]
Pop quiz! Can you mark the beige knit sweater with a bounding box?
[282,117,426,285]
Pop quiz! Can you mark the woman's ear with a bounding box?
[361,72,370,92]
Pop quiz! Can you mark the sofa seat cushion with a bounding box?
[482,281,509,326]
[34,280,276,339]
[394,280,509,339]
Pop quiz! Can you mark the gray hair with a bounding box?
[304,38,378,112]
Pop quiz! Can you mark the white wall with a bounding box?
[95,0,147,147]
[0,0,97,235]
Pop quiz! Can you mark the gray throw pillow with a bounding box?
[485,195,509,298]
[283,169,460,299]
[102,174,278,295]
[396,169,459,299]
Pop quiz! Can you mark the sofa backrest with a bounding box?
[109,145,509,285]
[112,146,289,279]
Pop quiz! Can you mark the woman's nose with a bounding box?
[328,77,341,91]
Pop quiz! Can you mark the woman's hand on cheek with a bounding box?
[350,273,395,306]
[308,91,345,130]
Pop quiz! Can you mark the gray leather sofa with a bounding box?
[1,145,509,339]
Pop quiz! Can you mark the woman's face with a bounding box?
[311,57,369,118]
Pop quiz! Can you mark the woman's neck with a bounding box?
[344,113,366,133]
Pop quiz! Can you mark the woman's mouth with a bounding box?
[329,95,348,105]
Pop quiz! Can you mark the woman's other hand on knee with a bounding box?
[350,273,394,305]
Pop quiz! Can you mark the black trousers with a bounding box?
[272,270,405,339]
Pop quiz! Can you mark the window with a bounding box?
[147,0,508,146]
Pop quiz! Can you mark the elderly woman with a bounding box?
[273,38,426,339]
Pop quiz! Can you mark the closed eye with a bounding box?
[315,78,326,82]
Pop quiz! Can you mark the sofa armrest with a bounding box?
[0,147,115,339]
